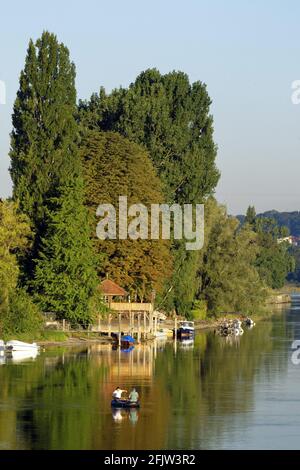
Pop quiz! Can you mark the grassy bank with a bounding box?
[2,330,113,346]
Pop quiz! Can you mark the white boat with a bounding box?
[9,349,39,363]
[0,340,5,358]
[5,340,40,353]
[176,321,195,338]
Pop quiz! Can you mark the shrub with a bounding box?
[2,289,43,335]
[190,300,207,320]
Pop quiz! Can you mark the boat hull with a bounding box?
[174,328,195,339]
[5,340,39,352]
[111,399,140,408]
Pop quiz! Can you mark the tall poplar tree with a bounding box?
[9,32,99,322]
[10,31,79,276]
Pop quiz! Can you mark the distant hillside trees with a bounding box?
[239,210,300,237]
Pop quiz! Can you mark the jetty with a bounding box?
[92,279,161,343]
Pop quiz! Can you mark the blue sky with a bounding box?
[1,0,300,214]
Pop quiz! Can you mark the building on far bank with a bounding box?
[277,235,300,246]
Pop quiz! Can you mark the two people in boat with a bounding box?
[112,386,139,403]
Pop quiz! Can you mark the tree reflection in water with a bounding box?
[0,307,296,450]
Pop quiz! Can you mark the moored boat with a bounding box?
[0,340,5,357]
[112,334,135,348]
[111,399,140,408]
[8,350,39,362]
[174,321,195,339]
[5,340,40,353]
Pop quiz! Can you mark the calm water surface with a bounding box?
[1,299,300,450]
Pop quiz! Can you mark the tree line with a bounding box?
[0,32,294,334]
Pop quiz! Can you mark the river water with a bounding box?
[1,298,300,450]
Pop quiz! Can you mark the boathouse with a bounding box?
[97,278,159,340]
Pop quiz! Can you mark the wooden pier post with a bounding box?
[131,312,134,335]
[137,313,141,343]
[149,307,153,335]
[143,312,147,339]
[174,315,177,355]
[174,315,178,335]
[108,313,112,337]
[118,312,121,346]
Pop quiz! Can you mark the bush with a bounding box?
[2,289,43,335]
[190,300,207,320]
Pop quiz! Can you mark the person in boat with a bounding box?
[112,386,127,401]
[129,388,139,403]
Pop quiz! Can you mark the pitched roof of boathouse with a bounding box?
[100,279,127,297]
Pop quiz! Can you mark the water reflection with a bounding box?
[0,304,300,449]
[112,408,139,425]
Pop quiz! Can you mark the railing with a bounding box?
[109,302,153,312]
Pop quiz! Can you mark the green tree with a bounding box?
[10,31,79,278]
[287,245,300,283]
[0,200,30,307]
[245,213,294,289]
[32,177,99,326]
[79,69,219,205]
[79,69,219,313]
[9,32,99,322]
[198,199,266,315]
[245,205,256,226]
[0,200,42,334]
[255,231,294,289]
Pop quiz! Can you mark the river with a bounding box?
[1,298,300,450]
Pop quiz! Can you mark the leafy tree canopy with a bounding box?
[80,130,173,301]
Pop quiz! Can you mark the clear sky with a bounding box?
[0,0,300,214]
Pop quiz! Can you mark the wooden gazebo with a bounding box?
[96,278,158,341]
[100,279,128,303]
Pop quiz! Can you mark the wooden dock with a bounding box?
[91,302,160,342]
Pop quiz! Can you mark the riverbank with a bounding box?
[4,291,294,347]
[2,331,115,348]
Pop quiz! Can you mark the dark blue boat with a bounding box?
[111,399,140,408]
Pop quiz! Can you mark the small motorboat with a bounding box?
[174,321,195,339]
[5,340,40,353]
[111,399,140,408]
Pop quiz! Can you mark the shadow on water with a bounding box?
[0,301,300,449]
